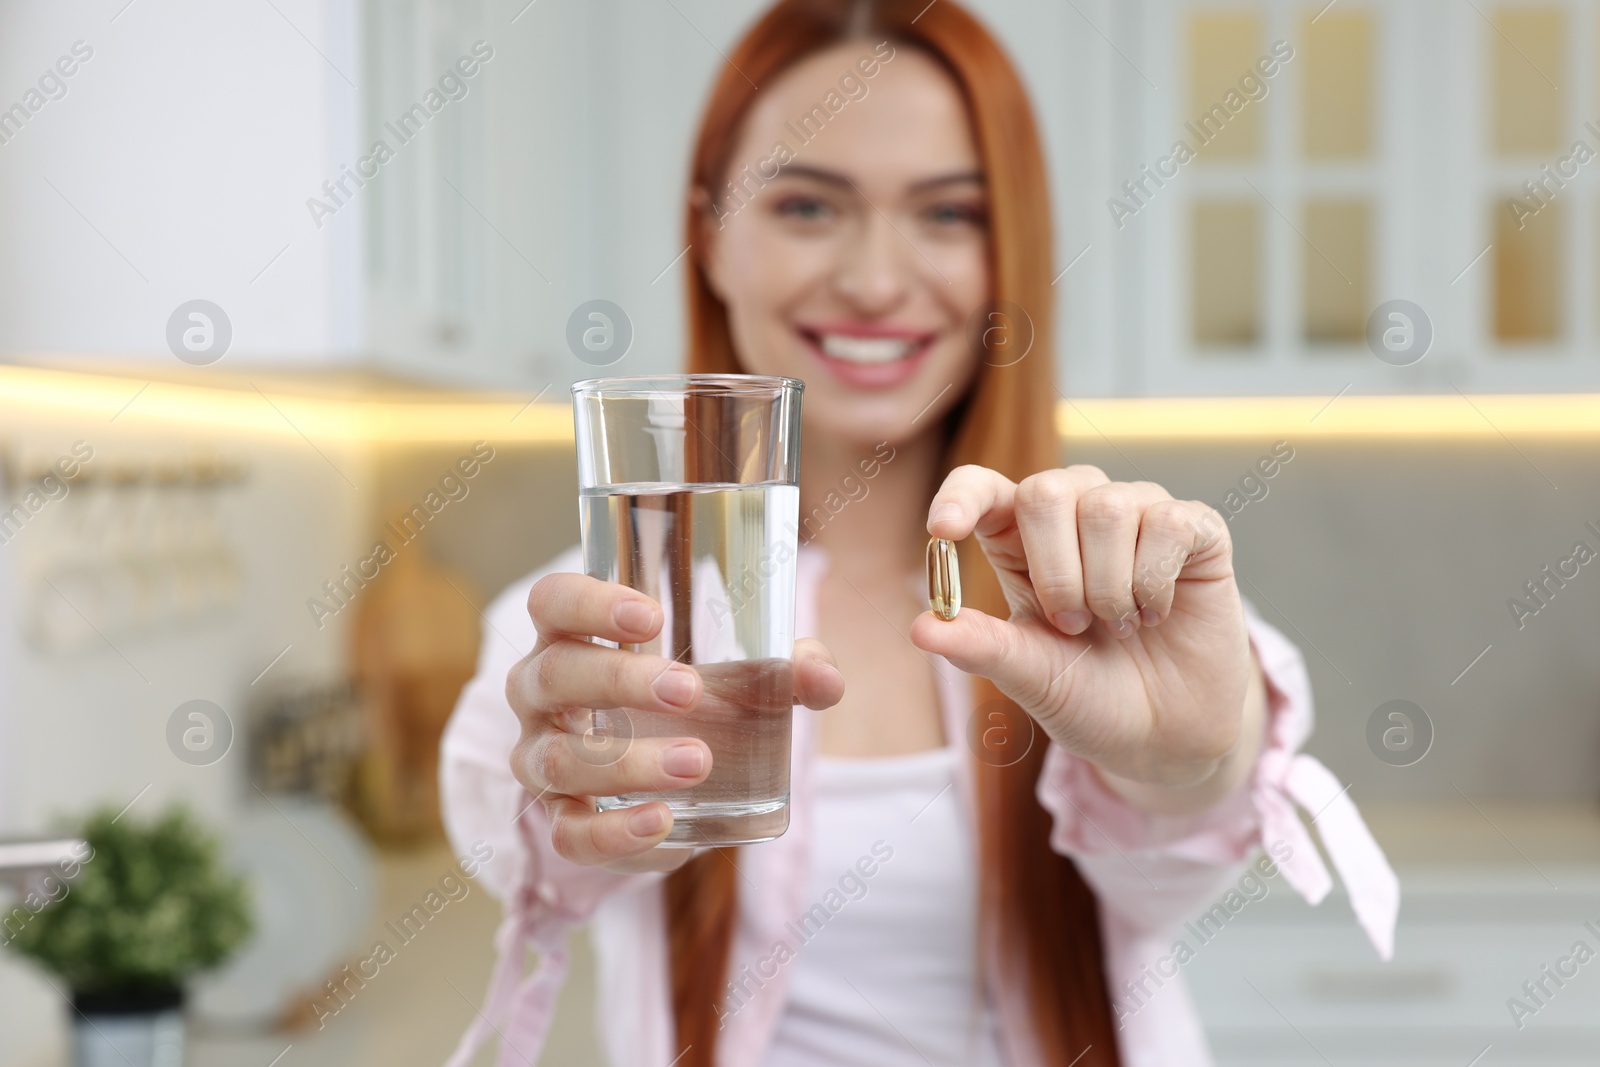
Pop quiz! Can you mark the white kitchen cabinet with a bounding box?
[0,0,365,361]
[1190,864,1600,1065]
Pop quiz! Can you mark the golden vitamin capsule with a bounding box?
[926,537,961,620]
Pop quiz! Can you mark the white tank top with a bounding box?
[762,743,1008,1067]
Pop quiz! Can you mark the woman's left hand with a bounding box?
[909,464,1260,794]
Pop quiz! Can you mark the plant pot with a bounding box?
[70,987,185,1067]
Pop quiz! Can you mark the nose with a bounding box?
[831,204,913,315]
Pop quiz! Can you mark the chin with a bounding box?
[800,389,937,450]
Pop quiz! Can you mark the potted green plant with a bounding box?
[4,803,251,1067]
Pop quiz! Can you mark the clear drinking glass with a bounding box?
[571,373,803,846]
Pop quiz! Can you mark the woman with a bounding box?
[441,2,1398,1065]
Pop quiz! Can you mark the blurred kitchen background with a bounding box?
[1,0,1598,1065]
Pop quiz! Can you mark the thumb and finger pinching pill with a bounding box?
[926,537,961,620]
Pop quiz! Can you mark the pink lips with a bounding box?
[797,323,937,390]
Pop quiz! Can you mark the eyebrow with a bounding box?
[770,164,985,193]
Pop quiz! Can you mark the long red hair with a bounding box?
[670,2,1120,1064]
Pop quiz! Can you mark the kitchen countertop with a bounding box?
[1360,799,1600,867]
[1184,799,1600,932]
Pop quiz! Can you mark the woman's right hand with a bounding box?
[507,572,845,875]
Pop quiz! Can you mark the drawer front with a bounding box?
[1184,920,1600,1042]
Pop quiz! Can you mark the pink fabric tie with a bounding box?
[443,900,571,1067]
[1256,748,1399,960]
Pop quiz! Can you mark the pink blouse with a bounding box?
[439,541,1398,1067]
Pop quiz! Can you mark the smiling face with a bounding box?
[699,41,990,447]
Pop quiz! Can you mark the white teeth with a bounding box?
[818,333,915,364]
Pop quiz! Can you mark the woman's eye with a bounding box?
[774,195,834,222]
[924,202,987,227]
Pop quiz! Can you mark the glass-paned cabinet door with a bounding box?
[1479,3,1591,356]
[1127,0,1599,395]
[1454,0,1600,387]
[1136,0,1394,395]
